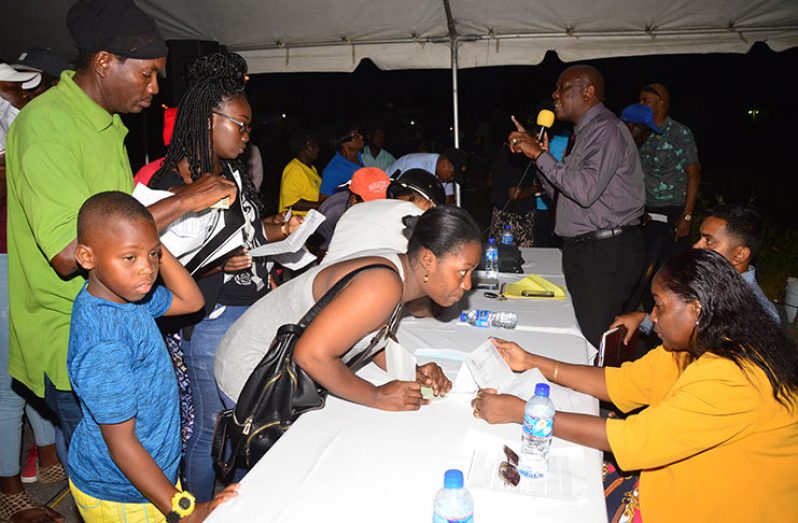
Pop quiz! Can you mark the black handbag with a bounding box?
[212,263,400,478]
[477,242,525,273]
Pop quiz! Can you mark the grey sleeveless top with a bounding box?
[214,250,405,402]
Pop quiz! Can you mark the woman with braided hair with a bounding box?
[149,51,301,501]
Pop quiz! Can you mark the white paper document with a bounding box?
[457,340,578,412]
[132,184,238,269]
[272,247,317,270]
[464,339,516,391]
[457,430,587,500]
[248,209,325,257]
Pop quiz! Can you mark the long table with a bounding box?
[207,248,607,523]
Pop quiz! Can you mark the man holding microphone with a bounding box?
[508,65,645,349]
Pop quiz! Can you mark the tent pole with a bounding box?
[451,37,461,206]
[442,0,461,206]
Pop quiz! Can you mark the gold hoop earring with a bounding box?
[423,273,429,283]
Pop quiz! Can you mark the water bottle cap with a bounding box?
[534,383,550,397]
[443,469,464,488]
[504,224,511,230]
[488,237,496,245]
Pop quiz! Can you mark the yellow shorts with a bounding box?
[69,479,174,523]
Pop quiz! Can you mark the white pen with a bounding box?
[283,208,292,223]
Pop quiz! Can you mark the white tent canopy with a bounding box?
[2,0,797,73]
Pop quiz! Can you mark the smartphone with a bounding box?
[521,289,555,298]
[597,325,628,367]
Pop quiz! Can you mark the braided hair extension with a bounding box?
[151,51,262,211]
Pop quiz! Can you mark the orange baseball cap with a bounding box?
[347,167,390,201]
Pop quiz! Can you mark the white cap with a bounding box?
[0,63,41,90]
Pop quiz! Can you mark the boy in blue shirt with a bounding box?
[67,192,237,522]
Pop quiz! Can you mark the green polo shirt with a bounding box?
[6,70,133,396]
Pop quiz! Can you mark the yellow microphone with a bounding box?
[536,109,555,141]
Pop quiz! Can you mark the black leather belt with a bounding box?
[563,225,639,245]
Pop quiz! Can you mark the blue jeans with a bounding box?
[44,375,83,471]
[0,254,57,477]
[181,304,248,502]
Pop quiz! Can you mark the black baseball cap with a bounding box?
[387,168,446,206]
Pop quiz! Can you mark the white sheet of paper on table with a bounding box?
[455,429,587,500]
[385,338,417,382]
[248,209,326,257]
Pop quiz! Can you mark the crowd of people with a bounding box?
[1,0,796,522]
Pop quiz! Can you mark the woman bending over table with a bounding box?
[215,206,482,410]
[472,248,798,523]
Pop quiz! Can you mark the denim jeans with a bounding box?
[0,254,57,476]
[181,304,248,502]
[44,375,83,470]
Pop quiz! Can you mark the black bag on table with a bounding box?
[477,242,525,273]
[212,263,399,478]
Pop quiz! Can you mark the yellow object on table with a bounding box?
[502,274,565,299]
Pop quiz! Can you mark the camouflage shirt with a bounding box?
[639,117,699,207]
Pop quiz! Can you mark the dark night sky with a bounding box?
[125,42,798,226]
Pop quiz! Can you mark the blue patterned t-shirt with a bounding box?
[67,284,179,503]
[639,117,699,207]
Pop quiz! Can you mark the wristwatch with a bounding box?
[166,490,196,522]
[682,214,692,222]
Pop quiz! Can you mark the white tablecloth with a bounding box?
[207,248,607,523]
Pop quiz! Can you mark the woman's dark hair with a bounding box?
[150,51,261,210]
[656,249,798,409]
[404,206,481,260]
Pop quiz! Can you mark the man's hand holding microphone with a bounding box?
[508,109,555,161]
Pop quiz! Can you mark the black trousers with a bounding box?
[562,229,645,349]
[641,205,692,310]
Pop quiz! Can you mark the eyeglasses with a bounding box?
[213,111,252,135]
[498,445,521,487]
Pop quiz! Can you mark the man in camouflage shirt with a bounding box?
[638,83,701,307]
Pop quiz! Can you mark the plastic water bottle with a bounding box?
[519,383,555,478]
[459,309,517,329]
[501,224,514,245]
[484,238,499,279]
[433,469,474,523]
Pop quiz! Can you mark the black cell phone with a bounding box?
[521,289,555,297]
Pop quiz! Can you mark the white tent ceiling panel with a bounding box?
[1,0,796,73]
[141,0,450,49]
[239,41,453,73]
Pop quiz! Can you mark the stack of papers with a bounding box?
[502,274,565,300]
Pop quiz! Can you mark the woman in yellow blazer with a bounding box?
[473,248,798,523]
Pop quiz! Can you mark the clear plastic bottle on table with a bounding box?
[433,469,474,523]
[501,224,514,245]
[519,383,555,478]
[459,309,517,329]
[484,238,499,279]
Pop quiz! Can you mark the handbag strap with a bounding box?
[345,299,403,372]
[297,263,399,330]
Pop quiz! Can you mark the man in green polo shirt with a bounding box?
[5,0,237,454]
